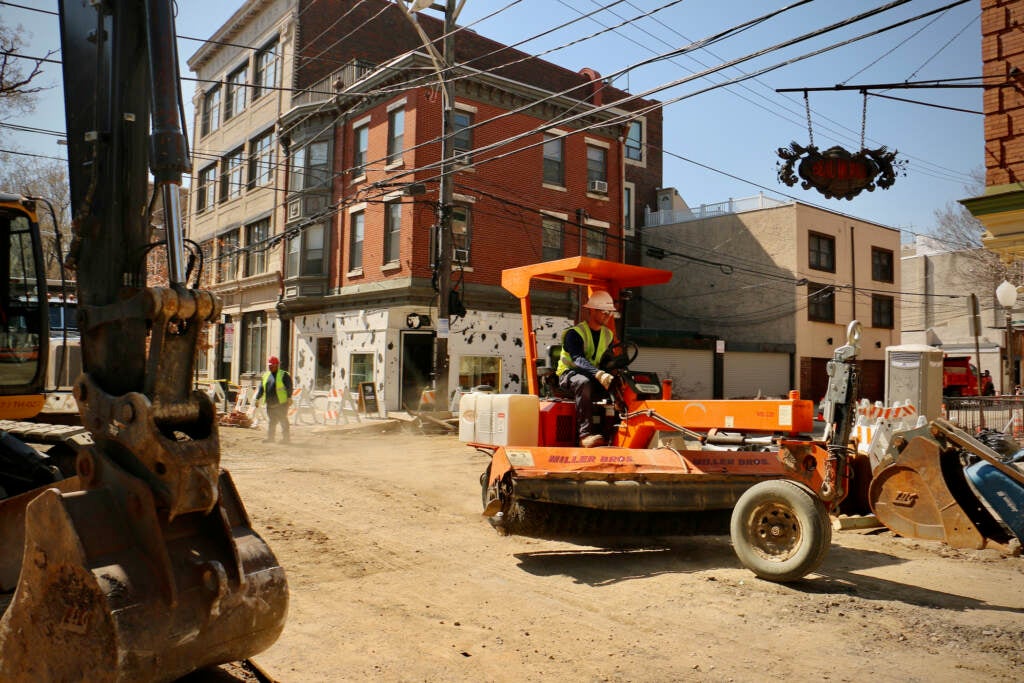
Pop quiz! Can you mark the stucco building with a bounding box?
[639,193,901,401]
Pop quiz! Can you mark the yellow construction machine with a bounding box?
[0,2,286,680]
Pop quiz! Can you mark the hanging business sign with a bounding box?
[776,143,906,200]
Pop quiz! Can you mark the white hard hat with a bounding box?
[584,290,619,317]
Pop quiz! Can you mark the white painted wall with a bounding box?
[292,307,573,411]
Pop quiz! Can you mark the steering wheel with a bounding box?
[601,340,639,371]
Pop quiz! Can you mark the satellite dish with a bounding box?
[405,0,433,10]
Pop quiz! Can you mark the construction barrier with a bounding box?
[323,387,360,424]
[851,399,926,471]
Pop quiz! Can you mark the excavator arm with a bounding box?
[0,2,287,680]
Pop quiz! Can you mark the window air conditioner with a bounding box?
[589,179,608,194]
[453,248,470,263]
[452,151,472,166]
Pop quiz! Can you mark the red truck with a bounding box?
[943,356,995,396]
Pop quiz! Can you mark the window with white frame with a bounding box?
[248,129,275,188]
[221,147,244,201]
[625,121,643,161]
[623,182,634,234]
[306,223,325,275]
[225,64,248,120]
[385,200,402,264]
[542,216,562,261]
[387,108,405,165]
[584,223,606,259]
[253,38,279,100]
[289,140,329,191]
[350,353,373,388]
[196,164,217,213]
[240,311,266,375]
[286,234,300,276]
[543,134,563,186]
[586,144,607,184]
[349,210,364,271]
[453,110,473,156]
[245,218,269,276]
[201,86,221,136]
[451,205,470,263]
[285,223,325,277]
[352,124,369,178]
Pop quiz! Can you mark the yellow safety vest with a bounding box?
[261,369,289,405]
[556,321,612,376]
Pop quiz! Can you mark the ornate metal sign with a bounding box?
[776,143,906,200]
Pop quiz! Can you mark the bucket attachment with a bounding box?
[0,447,287,682]
[869,421,1002,549]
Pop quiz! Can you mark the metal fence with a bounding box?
[944,396,1024,437]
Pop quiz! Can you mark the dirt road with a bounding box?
[216,421,1023,682]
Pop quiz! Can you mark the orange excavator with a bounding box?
[0,2,286,680]
[470,257,861,582]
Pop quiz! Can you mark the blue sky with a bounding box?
[4,1,983,238]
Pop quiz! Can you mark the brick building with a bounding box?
[964,0,1024,256]
[187,0,662,409]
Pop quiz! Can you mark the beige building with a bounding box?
[186,0,296,388]
[901,237,1021,393]
[638,192,900,401]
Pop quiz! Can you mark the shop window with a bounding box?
[459,356,500,390]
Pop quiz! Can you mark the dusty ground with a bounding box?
[207,419,1023,682]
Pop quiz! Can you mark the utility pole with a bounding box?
[433,0,457,412]
[397,0,459,412]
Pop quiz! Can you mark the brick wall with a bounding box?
[334,85,623,292]
[981,0,1024,185]
[299,0,662,245]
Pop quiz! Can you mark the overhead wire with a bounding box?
[0,1,983,278]
[204,0,979,274]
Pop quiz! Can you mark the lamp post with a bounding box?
[996,280,1018,394]
[397,0,459,412]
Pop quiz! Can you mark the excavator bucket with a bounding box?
[0,454,287,682]
[869,422,1002,549]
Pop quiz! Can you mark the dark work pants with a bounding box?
[559,370,598,439]
[267,403,290,441]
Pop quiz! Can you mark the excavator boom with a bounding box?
[0,2,287,679]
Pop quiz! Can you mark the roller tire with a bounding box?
[730,479,831,583]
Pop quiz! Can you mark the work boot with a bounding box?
[580,434,606,448]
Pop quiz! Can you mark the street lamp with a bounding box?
[396,0,460,412]
[996,280,1018,394]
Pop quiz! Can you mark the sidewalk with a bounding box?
[217,409,417,437]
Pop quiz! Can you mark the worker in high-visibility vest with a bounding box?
[255,355,293,443]
[555,290,618,448]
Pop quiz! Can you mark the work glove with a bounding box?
[595,370,614,389]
